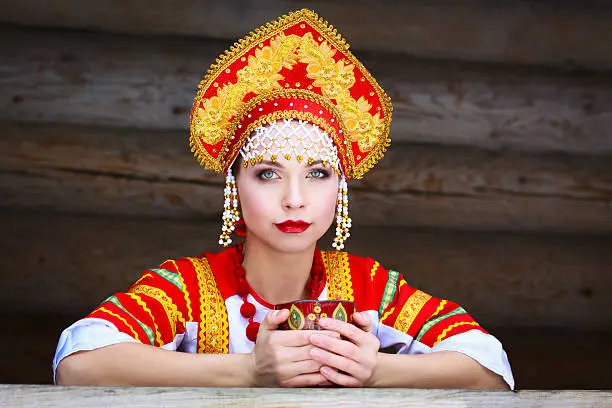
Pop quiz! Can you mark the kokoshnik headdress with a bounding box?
[189,9,392,249]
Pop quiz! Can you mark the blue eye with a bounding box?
[309,168,330,179]
[257,169,277,180]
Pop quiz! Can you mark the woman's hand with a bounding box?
[249,309,339,387]
[308,312,380,387]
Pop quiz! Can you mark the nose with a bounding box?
[281,177,306,210]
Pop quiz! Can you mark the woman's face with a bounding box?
[235,123,340,254]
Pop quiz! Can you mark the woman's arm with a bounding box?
[56,342,255,387]
[370,351,508,389]
[310,313,509,389]
[56,310,335,387]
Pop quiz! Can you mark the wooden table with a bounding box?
[1,385,611,407]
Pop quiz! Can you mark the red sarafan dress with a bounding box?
[54,246,514,388]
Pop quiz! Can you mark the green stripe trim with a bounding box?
[378,270,400,316]
[106,295,156,346]
[415,306,467,342]
[150,268,183,291]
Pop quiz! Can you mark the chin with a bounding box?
[270,234,319,254]
[252,229,325,254]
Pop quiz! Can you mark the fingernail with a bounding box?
[318,317,330,326]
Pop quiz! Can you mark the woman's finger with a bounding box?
[278,357,324,380]
[279,372,329,388]
[309,333,360,361]
[259,309,290,332]
[352,312,374,333]
[270,329,341,347]
[320,366,361,387]
[309,346,367,379]
[317,317,372,346]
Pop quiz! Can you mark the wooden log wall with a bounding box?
[0,0,611,389]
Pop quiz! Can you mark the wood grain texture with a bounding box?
[1,0,612,70]
[2,121,611,233]
[1,26,612,154]
[1,384,611,407]
[1,211,610,329]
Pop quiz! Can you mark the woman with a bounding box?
[54,9,513,389]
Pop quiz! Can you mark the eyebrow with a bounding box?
[258,160,283,168]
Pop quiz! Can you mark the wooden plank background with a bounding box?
[2,122,612,233]
[1,0,612,70]
[2,211,610,329]
[1,25,612,155]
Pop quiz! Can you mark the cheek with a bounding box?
[238,186,266,218]
[315,182,339,220]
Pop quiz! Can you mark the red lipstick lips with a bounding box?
[275,220,311,234]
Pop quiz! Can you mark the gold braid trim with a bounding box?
[430,300,448,320]
[393,290,432,334]
[132,272,154,287]
[434,321,481,346]
[380,280,406,322]
[166,259,194,322]
[97,307,141,342]
[322,251,353,301]
[129,285,184,339]
[369,261,380,282]
[189,257,229,354]
[126,293,164,346]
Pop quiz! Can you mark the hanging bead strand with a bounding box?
[219,169,241,247]
[332,175,351,250]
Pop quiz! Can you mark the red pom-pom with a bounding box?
[237,279,250,296]
[246,322,260,342]
[235,219,247,237]
[240,301,256,318]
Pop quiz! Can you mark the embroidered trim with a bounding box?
[322,251,354,301]
[189,257,229,354]
[369,261,380,282]
[126,293,163,346]
[132,272,154,287]
[97,306,141,342]
[150,268,183,291]
[167,259,194,322]
[380,280,406,322]
[416,305,467,342]
[104,296,155,345]
[393,290,432,334]
[434,321,481,346]
[378,270,400,317]
[129,285,184,338]
[430,300,448,320]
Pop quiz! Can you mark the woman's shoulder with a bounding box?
[145,247,237,288]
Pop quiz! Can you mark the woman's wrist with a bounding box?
[244,352,258,387]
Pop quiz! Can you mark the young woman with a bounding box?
[54,9,513,389]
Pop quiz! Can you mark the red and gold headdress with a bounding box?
[189,9,392,248]
[189,8,392,180]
